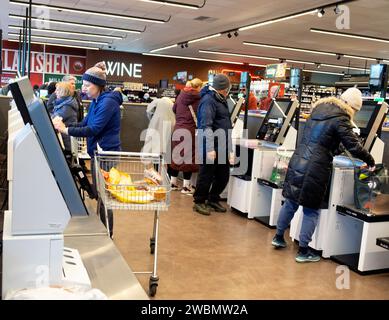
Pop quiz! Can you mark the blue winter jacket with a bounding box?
[68,91,123,157]
[197,85,232,156]
[53,96,78,151]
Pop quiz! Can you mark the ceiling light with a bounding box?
[199,50,279,61]
[10,0,168,23]
[316,63,321,68]
[8,33,109,45]
[311,28,389,44]
[243,41,336,57]
[303,69,343,76]
[321,63,368,71]
[188,33,221,44]
[227,33,232,38]
[150,44,178,53]
[180,44,185,49]
[336,54,343,60]
[234,31,239,37]
[184,43,188,48]
[8,25,123,40]
[318,8,325,17]
[143,53,243,65]
[239,9,317,31]
[343,54,376,61]
[139,0,205,10]
[334,5,341,14]
[7,39,99,50]
[9,14,144,34]
[249,63,267,68]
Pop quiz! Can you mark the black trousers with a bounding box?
[193,162,230,204]
[91,159,114,237]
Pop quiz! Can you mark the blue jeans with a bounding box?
[276,199,320,248]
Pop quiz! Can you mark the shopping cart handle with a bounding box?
[95,150,162,158]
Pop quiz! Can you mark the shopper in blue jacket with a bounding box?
[54,62,122,237]
[193,74,233,216]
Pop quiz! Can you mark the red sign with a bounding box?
[1,49,86,75]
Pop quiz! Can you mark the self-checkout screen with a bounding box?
[353,103,377,129]
[10,77,88,216]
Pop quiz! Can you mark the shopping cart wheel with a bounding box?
[149,277,159,297]
[150,237,155,254]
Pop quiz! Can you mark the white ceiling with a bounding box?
[3,0,389,74]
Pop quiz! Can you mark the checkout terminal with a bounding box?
[289,100,389,273]
[2,77,90,297]
[228,98,298,225]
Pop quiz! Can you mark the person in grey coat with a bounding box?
[52,82,79,152]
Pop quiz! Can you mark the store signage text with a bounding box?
[1,49,85,75]
[105,61,142,78]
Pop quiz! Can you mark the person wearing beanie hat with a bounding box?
[193,74,234,216]
[271,89,375,263]
[53,61,123,238]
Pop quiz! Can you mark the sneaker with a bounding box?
[295,250,321,263]
[193,203,211,216]
[207,201,227,212]
[181,186,194,195]
[171,184,180,191]
[272,235,287,248]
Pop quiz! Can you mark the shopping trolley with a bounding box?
[95,150,171,296]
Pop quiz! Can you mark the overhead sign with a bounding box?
[266,63,287,80]
[1,48,86,75]
[105,61,142,78]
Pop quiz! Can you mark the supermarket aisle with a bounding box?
[109,193,389,300]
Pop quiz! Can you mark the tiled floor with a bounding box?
[106,192,388,300]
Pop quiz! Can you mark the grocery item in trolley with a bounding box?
[101,167,167,204]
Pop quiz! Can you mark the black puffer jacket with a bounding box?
[283,97,375,209]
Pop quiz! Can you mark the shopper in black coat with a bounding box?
[271,88,375,263]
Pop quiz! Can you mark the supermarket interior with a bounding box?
[0,0,389,301]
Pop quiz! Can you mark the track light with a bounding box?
[185,43,188,48]
[334,5,341,14]
[234,31,239,37]
[311,28,389,44]
[316,63,321,68]
[279,58,285,63]
[336,54,343,60]
[180,43,185,49]
[227,33,232,38]
[318,8,325,18]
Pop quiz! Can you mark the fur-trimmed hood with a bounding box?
[312,96,355,119]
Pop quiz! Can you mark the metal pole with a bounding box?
[243,73,251,138]
[18,30,22,75]
[24,8,28,76]
[22,20,25,75]
[27,0,32,78]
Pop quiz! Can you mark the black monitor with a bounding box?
[256,98,296,144]
[369,64,388,92]
[353,100,388,151]
[9,77,88,216]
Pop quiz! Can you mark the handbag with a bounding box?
[188,105,198,136]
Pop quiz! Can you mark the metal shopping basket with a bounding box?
[95,150,171,296]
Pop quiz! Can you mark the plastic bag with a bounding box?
[354,164,389,215]
[269,149,293,187]
[5,286,108,300]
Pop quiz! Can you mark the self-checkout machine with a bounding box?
[2,77,91,298]
[324,65,389,273]
[228,67,299,227]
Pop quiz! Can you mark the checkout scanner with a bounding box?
[290,100,389,273]
[2,77,90,298]
[228,98,298,225]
